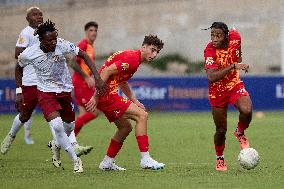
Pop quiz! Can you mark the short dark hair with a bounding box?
[84,21,98,31]
[34,19,57,41]
[142,34,164,51]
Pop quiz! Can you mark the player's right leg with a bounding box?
[99,118,131,171]
[38,91,83,173]
[74,105,98,136]
[212,107,228,171]
[1,109,33,154]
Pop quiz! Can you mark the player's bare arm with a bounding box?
[68,56,95,88]
[77,49,108,95]
[15,47,26,59]
[85,63,118,112]
[15,62,24,111]
[119,81,145,110]
[206,63,249,83]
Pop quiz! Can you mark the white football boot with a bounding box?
[73,157,83,173]
[140,157,165,170]
[47,140,62,168]
[1,134,15,154]
[99,159,126,171]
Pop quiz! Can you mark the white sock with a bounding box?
[48,123,60,147]
[63,121,74,137]
[9,114,24,137]
[68,131,79,147]
[103,155,114,163]
[24,117,32,138]
[216,155,224,159]
[49,117,77,161]
[141,151,150,159]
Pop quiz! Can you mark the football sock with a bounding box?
[216,155,224,160]
[69,131,79,148]
[136,135,149,152]
[49,117,77,160]
[106,138,123,158]
[236,121,249,135]
[74,112,96,136]
[49,123,60,147]
[9,114,24,137]
[24,117,32,138]
[63,121,74,136]
[215,144,225,157]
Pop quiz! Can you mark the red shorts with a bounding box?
[97,94,132,122]
[19,85,38,112]
[37,90,75,121]
[72,73,95,106]
[209,82,249,108]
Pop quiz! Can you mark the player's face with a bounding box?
[211,28,226,48]
[142,45,160,62]
[41,31,58,52]
[26,8,43,28]
[86,26,98,42]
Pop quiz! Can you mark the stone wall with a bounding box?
[0,0,283,77]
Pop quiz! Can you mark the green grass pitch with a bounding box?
[0,112,283,189]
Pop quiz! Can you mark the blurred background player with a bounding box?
[203,22,252,171]
[86,34,165,171]
[16,20,107,172]
[1,7,43,151]
[67,22,100,155]
[72,21,100,136]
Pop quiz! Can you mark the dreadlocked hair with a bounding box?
[203,22,229,39]
[34,19,57,40]
[142,34,164,51]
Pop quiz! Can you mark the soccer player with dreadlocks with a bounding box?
[16,20,107,173]
[203,22,252,171]
[85,34,165,171]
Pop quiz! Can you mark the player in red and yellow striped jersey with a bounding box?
[204,22,252,171]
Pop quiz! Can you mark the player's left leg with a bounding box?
[234,95,252,149]
[230,84,252,149]
[122,103,165,170]
[24,116,34,144]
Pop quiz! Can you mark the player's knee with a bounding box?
[240,105,252,117]
[19,115,31,123]
[137,111,148,122]
[50,117,64,134]
[216,127,227,135]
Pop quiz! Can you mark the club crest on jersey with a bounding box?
[206,57,214,66]
[121,63,129,71]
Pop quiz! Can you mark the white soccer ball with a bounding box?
[238,148,260,170]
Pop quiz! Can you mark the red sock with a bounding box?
[106,138,123,158]
[74,112,96,136]
[237,121,249,134]
[136,135,149,152]
[215,144,225,156]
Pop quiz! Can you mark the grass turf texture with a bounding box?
[0,112,283,189]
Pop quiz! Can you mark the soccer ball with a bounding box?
[238,148,260,170]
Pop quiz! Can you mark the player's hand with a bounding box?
[134,99,146,110]
[235,63,249,73]
[85,95,98,112]
[94,76,109,96]
[85,76,96,88]
[15,93,23,111]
